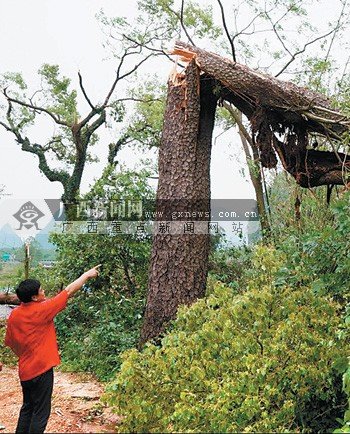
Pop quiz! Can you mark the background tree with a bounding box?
[35,164,154,380]
[50,164,155,296]
[0,44,155,216]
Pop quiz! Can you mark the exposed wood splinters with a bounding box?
[171,41,350,188]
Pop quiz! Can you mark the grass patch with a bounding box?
[0,262,23,290]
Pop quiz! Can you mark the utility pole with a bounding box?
[24,242,30,279]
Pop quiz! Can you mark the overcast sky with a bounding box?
[0,0,348,204]
[0,0,256,203]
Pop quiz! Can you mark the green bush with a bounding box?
[43,166,154,380]
[208,244,252,291]
[0,320,17,366]
[269,178,350,299]
[106,246,346,432]
[334,304,350,433]
[47,232,150,381]
[56,291,144,381]
[0,262,23,290]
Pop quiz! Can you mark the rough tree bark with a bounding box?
[274,141,350,187]
[139,61,217,346]
[173,42,348,137]
[173,41,350,188]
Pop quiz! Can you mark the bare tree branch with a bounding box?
[139,0,194,46]
[75,108,102,131]
[113,96,162,104]
[265,10,293,56]
[180,0,195,46]
[0,120,12,133]
[275,29,338,78]
[223,101,253,147]
[3,88,70,127]
[118,53,153,82]
[29,89,43,105]
[122,33,178,66]
[103,52,154,107]
[325,1,347,62]
[84,111,106,141]
[78,71,95,110]
[216,0,236,62]
[232,6,273,44]
[317,1,348,89]
[263,3,307,58]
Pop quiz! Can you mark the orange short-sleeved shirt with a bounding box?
[5,290,68,381]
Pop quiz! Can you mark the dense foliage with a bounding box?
[100,178,350,431]
[45,167,154,380]
[106,245,347,432]
[0,321,17,366]
[55,291,145,381]
[208,244,252,291]
[269,176,350,298]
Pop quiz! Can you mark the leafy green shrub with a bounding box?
[0,262,24,290]
[0,320,17,366]
[43,166,154,380]
[336,364,350,432]
[47,229,150,381]
[50,233,151,296]
[334,304,350,433]
[208,244,252,291]
[269,173,334,241]
[106,246,346,432]
[50,165,154,295]
[56,291,144,381]
[269,178,350,299]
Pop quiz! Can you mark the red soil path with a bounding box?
[0,366,120,433]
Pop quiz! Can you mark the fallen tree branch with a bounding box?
[274,139,350,187]
[0,293,19,305]
[171,41,349,138]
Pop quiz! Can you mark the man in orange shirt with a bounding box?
[5,265,101,433]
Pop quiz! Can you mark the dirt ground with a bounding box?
[0,366,120,433]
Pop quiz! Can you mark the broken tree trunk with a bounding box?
[0,293,19,305]
[172,41,350,188]
[274,140,350,187]
[139,61,217,346]
[173,41,349,138]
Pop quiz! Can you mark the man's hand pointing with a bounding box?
[65,265,102,298]
[84,264,102,279]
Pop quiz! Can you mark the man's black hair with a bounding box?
[16,279,41,303]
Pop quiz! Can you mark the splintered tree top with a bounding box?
[171,41,350,187]
[172,41,350,140]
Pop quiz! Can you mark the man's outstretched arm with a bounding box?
[65,265,101,298]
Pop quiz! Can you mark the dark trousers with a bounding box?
[16,368,54,434]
